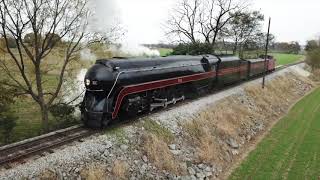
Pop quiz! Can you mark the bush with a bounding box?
[24,33,38,44]
[306,48,320,70]
[305,40,319,52]
[50,103,79,128]
[24,33,62,48]
[0,85,17,144]
[241,50,264,59]
[0,113,17,144]
[172,42,214,55]
[0,37,18,48]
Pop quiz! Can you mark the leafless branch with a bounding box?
[0,0,100,132]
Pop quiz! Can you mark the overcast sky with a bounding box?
[93,0,320,45]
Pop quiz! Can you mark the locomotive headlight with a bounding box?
[85,79,91,86]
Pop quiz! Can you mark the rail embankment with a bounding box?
[0,63,316,180]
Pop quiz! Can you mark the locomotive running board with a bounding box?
[150,96,185,111]
[153,98,168,102]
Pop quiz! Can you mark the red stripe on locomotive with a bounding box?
[111,71,216,119]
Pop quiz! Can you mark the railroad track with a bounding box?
[0,126,95,168]
[0,60,306,169]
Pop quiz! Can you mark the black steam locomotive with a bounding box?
[81,55,275,128]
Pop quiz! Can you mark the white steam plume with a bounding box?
[80,48,97,61]
[62,69,87,117]
[63,69,87,105]
[89,0,160,57]
[120,43,160,57]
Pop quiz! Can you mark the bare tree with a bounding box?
[166,0,200,43]
[166,0,247,48]
[199,0,246,47]
[0,0,99,132]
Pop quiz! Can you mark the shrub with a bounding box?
[306,48,320,70]
[0,37,17,48]
[0,85,17,144]
[305,40,319,52]
[0,86,14,110]
[50,103,79,128]
[0,113,17,144]
[24,33,38,44]
[24,33,62,48]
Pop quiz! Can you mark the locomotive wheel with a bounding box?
[120,96,141,118]
[102,117,111,128]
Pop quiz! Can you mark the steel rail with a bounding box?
[0,127,94,167]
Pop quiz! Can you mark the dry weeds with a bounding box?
[80,164,107,180]
[142,133,179,174]
[112,160,128,179]
[196,130,220,163]
[310,69,320,82]
[39,169,57,180]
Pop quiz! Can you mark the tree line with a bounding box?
[0,33,62,49]
[165,0,302,56]
[270,42,301,54]
[165,0,267,55]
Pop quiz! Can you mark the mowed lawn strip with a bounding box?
[229,87,320,180]
[271,53,304,66]
[158,48,173,56]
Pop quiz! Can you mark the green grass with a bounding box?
[105,127,128,144]
[140,118,174,143]
[158,48,173,56]
[229,87,320,180]
[271,53,304,66]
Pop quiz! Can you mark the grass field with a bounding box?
[229,87,320,180]
[158,48,173,56]
[271,53,304,66]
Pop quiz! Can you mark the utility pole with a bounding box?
[262,17,271,89]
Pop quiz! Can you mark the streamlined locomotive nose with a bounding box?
[81,63,115,128]
[84,63,114,91]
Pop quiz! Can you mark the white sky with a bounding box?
[254,0,320,45]
[93,0,320,45]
